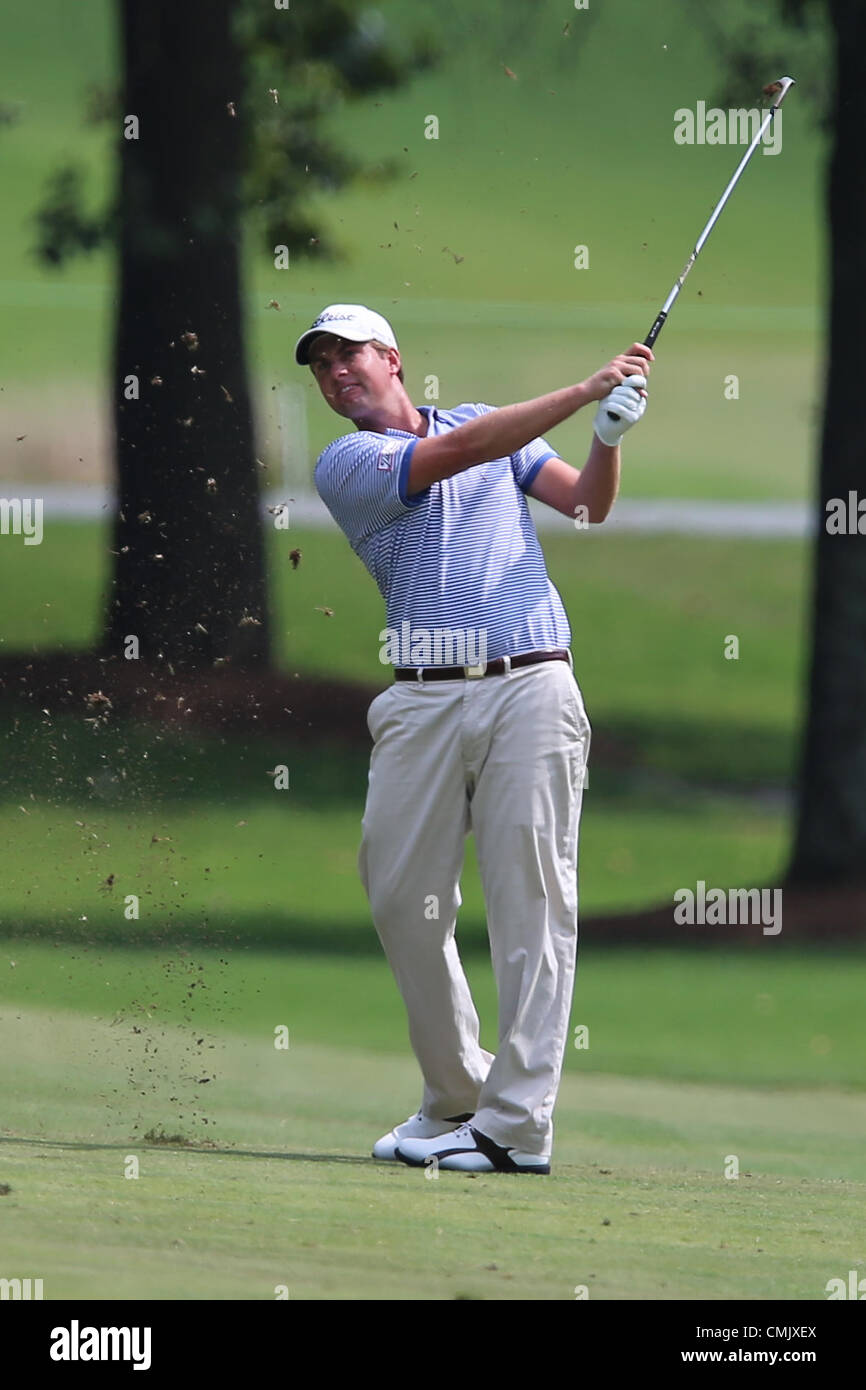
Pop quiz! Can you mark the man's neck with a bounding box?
[355,393,429,437]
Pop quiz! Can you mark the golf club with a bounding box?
[607,76,795,420]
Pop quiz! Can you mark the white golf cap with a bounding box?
[294,303,398,365]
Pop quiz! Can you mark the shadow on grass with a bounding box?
[0,1134,380,1166]
[0,913,489,955]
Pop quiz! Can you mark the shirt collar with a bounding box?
[383,405,438,438]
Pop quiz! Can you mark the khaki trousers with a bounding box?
[358,658,590,1157]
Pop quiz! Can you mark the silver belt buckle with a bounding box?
[465,654,508,679]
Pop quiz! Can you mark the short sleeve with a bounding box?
[314,431,424,546]
[511,434,559,492]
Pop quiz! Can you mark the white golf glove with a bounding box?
[593,374,648,447]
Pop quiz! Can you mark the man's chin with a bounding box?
[331,391,363,417]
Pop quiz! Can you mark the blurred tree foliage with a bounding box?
[33,1,438,269]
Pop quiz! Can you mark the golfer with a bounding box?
[295,304,652,1173]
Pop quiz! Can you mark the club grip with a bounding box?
[644,311,667,350]
[606,312,665,421]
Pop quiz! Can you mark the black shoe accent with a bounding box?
[444,1112,474,1124]
[469,1126,550,1174]
[394,1127,550,1173]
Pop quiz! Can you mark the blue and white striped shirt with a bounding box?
[313,403,572,663]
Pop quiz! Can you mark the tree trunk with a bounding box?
[104,0,270,671]
[787,0,866,885]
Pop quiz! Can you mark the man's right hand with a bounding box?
[581,344,654,402]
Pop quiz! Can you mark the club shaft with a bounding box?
[604,79,793,422]
[644,92,789,348]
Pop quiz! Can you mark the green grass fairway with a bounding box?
[2,945,863,1090]
[0,0,846,1306]
[1,948,864,1300]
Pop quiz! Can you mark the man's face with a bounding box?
[308,335,399,420]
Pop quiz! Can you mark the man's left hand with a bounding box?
[593,374,648,447]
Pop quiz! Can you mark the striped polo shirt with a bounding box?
[313,403,572,664]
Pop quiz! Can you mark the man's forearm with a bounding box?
[450,383,594,466]
[409,382,594,491]
[572,435,621,523]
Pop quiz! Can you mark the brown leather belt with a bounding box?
[394,649,572,682]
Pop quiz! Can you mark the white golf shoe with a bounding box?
[371,1110,474,1161]
[395,1122,551,1174]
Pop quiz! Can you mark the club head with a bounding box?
[763,76,795,107]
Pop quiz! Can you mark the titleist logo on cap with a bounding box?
[314,310,361,326]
